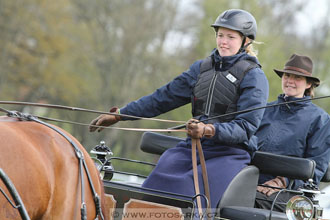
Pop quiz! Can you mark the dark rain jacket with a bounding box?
[120,49,269,152]
[255,94,330,189]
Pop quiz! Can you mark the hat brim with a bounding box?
[274,69,320,84]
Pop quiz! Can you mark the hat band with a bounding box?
[284,66,312,76]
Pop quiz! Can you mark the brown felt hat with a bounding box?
[274,54,320,85]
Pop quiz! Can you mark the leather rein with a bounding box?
[191,138,211,220]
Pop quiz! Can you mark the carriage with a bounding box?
[0,109,329,220]
[94,131,330,220]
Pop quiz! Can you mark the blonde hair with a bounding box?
[245,36,265,57]
[245,41,257,57]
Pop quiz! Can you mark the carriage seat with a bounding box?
[218,151,316,220]
[140,131,183,155]
[251,151,330,184]
[251,151,316,183]
[140,132,259,209]
[139,132,324,183]
[139,132,328,220]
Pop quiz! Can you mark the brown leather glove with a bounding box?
[89,107,121,132]
[186,118,215,139]
[257,176,287,196]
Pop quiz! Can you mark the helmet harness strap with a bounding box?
[237,36,253,54]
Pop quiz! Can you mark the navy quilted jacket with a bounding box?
[120,49,269,152]
[256,94,330,188]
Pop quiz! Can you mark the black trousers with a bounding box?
[254,191,297,213]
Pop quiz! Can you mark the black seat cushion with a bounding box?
[140,132,184,155]
[252,151,315,181]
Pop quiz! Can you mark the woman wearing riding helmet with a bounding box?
[89,9,269,211]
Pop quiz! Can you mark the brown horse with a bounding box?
[0,115,109,220]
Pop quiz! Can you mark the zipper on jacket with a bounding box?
[205,61,222,116]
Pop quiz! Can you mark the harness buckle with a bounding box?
[75,149,84,159]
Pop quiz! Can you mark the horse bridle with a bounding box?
[5,111,105,220]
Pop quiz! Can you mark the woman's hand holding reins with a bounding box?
[186,119,215,139]
[89,107,121,132]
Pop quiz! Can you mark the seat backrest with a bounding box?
[217,165,259,211]
[321,163,330,182]
[251,151,316,181]
[139,132,184,155]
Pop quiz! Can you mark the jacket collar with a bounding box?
[211,48,259,71]
[278,94,311,108]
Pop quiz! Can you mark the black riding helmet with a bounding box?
[211,9,257,53]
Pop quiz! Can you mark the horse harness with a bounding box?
[5,110,105,220]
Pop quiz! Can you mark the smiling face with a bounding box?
[281,73,312,98]
[216,27,244,57]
